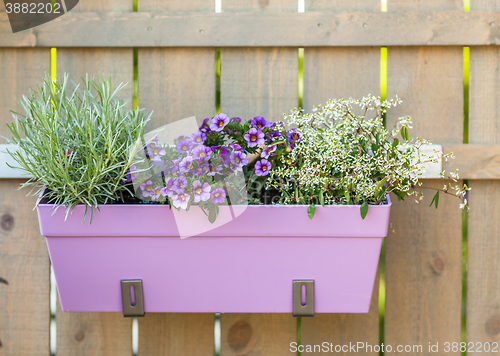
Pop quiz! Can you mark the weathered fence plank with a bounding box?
[303,47,380,113]
[0,180,50,356]
[0,49,50,138]
[0,48,50,356]
[137,1,217,355]
[2,11,500,47]
[221,314,296,356]
[302,275,380,355]
[138,313,215,356]
[220,1,298,355]
[138,0,216,130]
[54,1,134,355]
[57,48,134,106]
[300,1,381,354]
[385,1,464,349]
[220,47,298,121]
[56,301,132,356]
[468,0,500,345]
[139,47,215,129]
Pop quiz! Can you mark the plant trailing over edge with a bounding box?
[5,74,150,222]
[266,96,470,219]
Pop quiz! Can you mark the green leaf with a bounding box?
[429,191,439,209]
[208,206,217,224]
[360,201,369,220]
[404,127,409,141]
[345,191,351,204]
[319,190,325,207]
[307,203,316,220]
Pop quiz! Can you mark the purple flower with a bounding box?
[140,180,154,197]
[229,143,243,151]
[270,131,281,138]
[206,164,223,176]
[150,186,163,201]
[179,156,194,173]
[177,139,193,153]
[171,157,182,172]
[232,117,241,124]
[210,113,230,132]
[255,159,271,176]
[173,176,188,193]
[230,151,248,168]
[193,180,211,203]
[123,165,139,183]
[211,188,227,204]
[200,118,210,132]
[251,116,271,129]
[261,145,276,159]
[219,146,230,164]
[192,145,211,161]
[224,160,238,172]
[244,128,265,147]
[150,145,166,161]
[210,145,221,152]
[160,177,175,197]
[172,190,190,210]
[287,128,301,142]
[190,131,206,145]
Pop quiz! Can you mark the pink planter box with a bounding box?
[38,198,391,314]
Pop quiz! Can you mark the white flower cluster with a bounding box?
[267,95,469,210]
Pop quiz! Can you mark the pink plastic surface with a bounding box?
[38,198,391,313]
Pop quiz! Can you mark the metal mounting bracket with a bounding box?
[121,280,145,317]
[293,280,314,317]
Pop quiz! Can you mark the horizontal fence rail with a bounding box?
[1,11,500,47]
[2,144,500,179]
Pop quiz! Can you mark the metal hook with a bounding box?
[121,280,145,317]
[293,280,314,317]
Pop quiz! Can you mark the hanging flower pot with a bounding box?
[38,197,391,314]
[7,75,469,316]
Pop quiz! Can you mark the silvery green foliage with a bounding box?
[6,74,150,222]
[267,95,469,215]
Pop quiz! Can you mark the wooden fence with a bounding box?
[1,0,500,355]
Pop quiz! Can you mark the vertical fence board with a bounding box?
[56,300,132,356]
[0,180,50,356]
[303,47,381,112]
[220,47,298,121]
[468,12,500,349]
[138,0,215,130]
[57,48,133,107]
[137,1,216,355]
[0,49,50,138]
[139,47,215,129]
[385,4,463,349]
[302,275,380,355]
[0,49,50,356]
[221,314,296,356]
[220,1,298,355]
[54,1,134,355]
[139,313,215,355]
[300,1,381,354]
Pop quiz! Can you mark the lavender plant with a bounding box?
[5,74,149,222]
[266,96,470,219]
